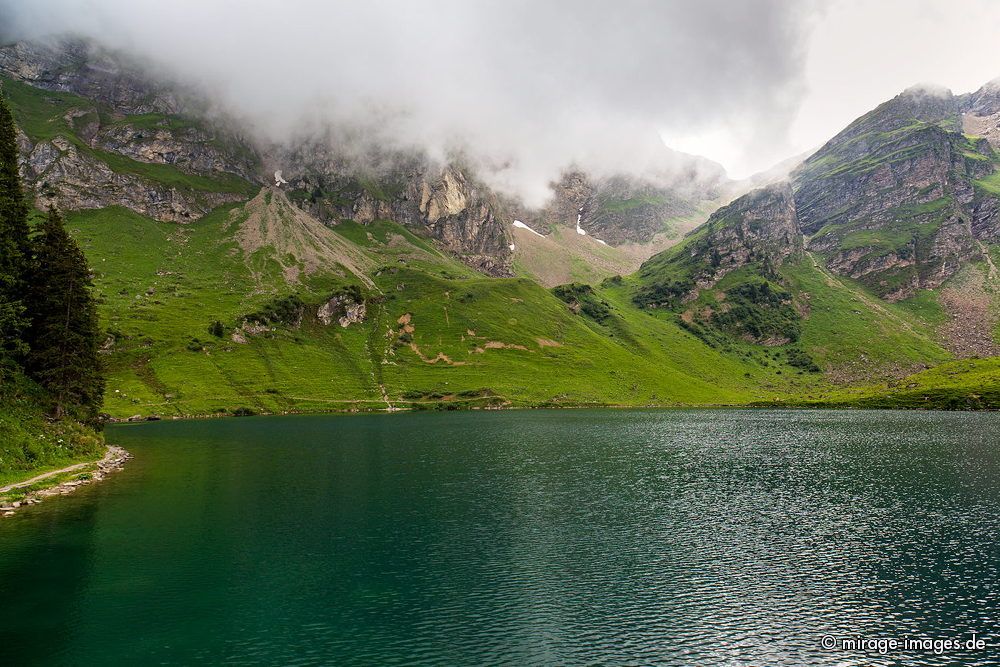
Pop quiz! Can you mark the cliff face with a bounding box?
[416,166,513,275]
[0,39,183,115]
[270,142,516,276]
[688,183,803,287]
[95,122,259,182]
[19,134,243,222]
[789,87,1000,299]
[635,182,802,310]
[1,37,259,222]
[669,183,802,290]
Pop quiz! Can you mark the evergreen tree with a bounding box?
[0,95,30,365]
[26,207,105,420]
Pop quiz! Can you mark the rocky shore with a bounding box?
[0,446,131,518]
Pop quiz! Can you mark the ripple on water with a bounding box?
[0,409,998,666]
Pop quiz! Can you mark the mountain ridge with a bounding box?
[0,35,728,279]
[3,34,1000,416]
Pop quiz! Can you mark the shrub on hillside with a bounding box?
[553,283,614,323]
[711,281,801,344]
[633,279,694,309]
[245,295,305,326]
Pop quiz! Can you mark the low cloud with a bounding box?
[0,0,823,204]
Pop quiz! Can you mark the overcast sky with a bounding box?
[3,0,1000,198]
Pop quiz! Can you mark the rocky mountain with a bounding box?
[3,34,998,416]
[641,82,1000,305]
[0,35,723,278]
[633,182,807,347]
[791,86,998,299]
[670,183,801,289]
[1,39,259,221]
[0,39,186,115]
[630,80,1000,380]
[268,143,516,276]
[515,160,728,246]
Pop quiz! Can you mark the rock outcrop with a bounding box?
[680,183,802,289]
[2,37,260,222]
[19,133,243,222]
[634,183,802,311]
[273,144,516,276]
[317,293,366,327]
[417,166,513,275]
[94,122,259,182]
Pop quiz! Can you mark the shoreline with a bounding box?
[105,400,999,429]
[103,402,797,424]
[0,446,131,518]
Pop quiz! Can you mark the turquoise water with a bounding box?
[1,409,998,665]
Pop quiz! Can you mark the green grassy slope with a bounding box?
[70,194,827,418]
[782,257,950,377]
[630,220,953,376]
[372,269,785,408]
[68,188,876,417]
[0,371,104,486]
[68,185,1000,417]
[76,192,996,418]
[70,201,376,417]
[789,358,1000,410]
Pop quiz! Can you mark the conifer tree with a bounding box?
[0,95,30,365]
[27,207,104,420]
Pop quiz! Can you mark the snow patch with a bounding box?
[594,238,608,246]
[274,170,288,187]
[576,208,587,235]
[512,220,544,237]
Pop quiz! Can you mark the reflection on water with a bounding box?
[1,409,998,665]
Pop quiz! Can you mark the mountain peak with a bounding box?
[899,83,953,100]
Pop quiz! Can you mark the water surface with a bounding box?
[1,409,998,665]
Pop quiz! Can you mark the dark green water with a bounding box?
[1,410,999,666]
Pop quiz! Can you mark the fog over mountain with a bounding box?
[0,0,822,204]
[4,0,1000,204]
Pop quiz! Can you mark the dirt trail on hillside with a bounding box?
[0,460,100,493]
[1,447,131,518]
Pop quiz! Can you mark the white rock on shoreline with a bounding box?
[0,446,132,518]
